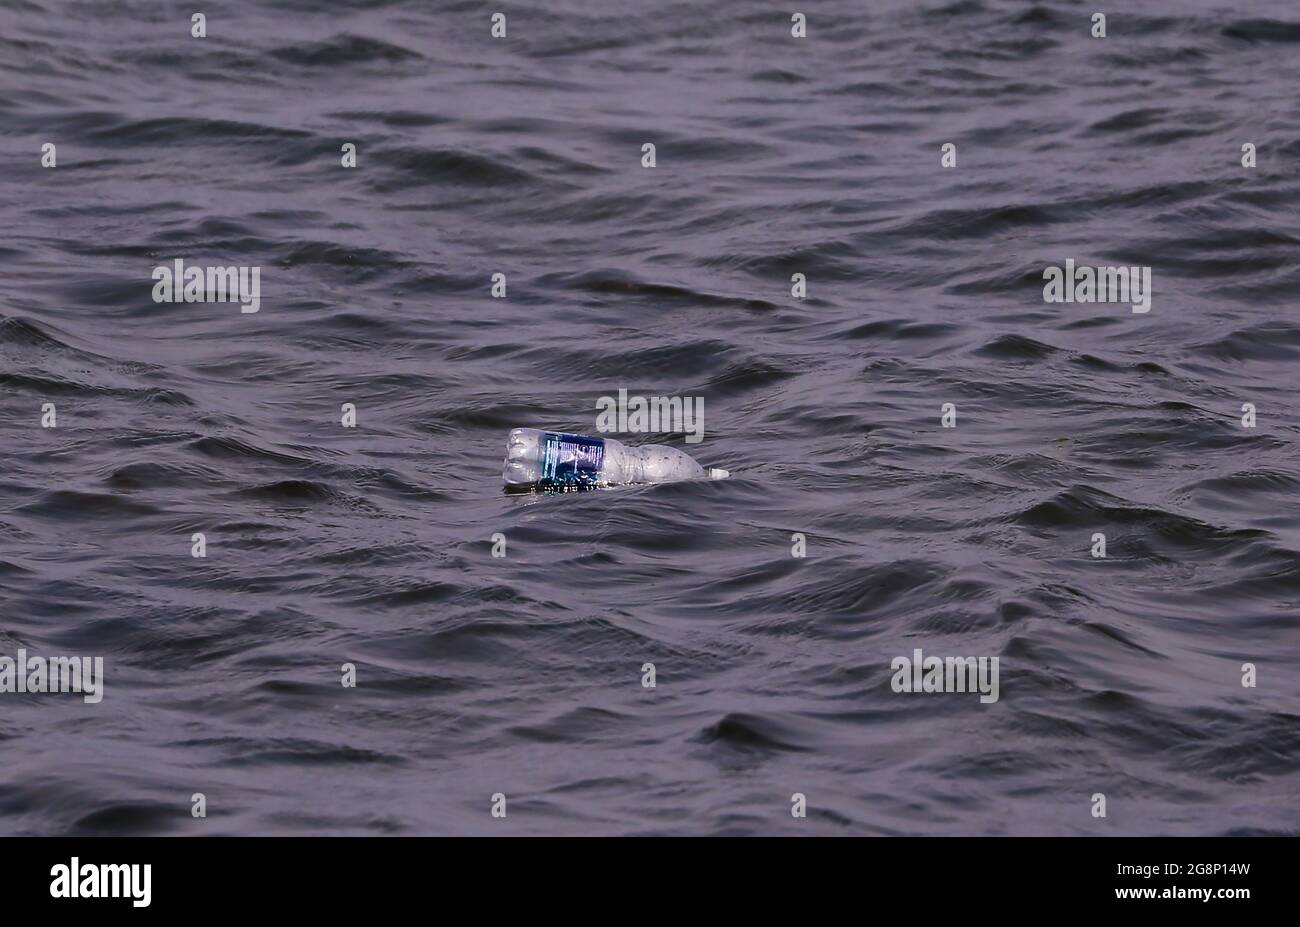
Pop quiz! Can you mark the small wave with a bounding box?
[269,34,422,67]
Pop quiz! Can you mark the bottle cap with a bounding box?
[708,468,730,480]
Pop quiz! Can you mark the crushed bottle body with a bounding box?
[502,428,727,492]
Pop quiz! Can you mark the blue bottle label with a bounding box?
[539,432,605,489]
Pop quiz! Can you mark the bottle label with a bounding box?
[539,432,605,489]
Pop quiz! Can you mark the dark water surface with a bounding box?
[1,0,1299,835]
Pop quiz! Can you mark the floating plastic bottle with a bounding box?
[502,428,729,492]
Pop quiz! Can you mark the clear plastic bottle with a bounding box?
[502,428,729,492]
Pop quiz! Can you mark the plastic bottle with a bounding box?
[502,428,729,492]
